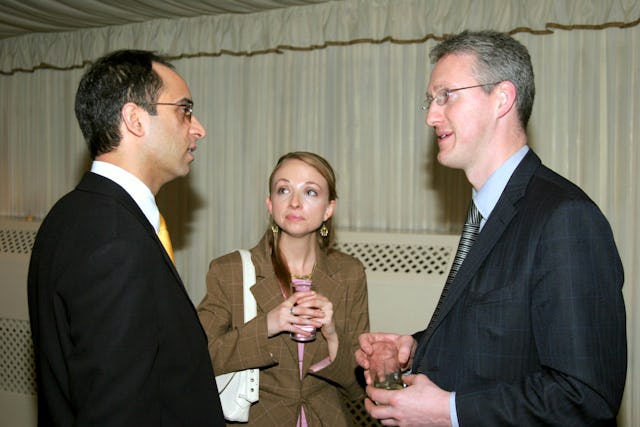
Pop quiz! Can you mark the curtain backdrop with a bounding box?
[1,0,638,74]
[0,0,638,424]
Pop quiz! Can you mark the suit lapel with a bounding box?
[77,171,184,285]
[425,151,542,339]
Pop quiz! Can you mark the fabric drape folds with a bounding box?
[1,0,638,74]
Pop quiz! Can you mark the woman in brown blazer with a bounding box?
[198,152,370,426]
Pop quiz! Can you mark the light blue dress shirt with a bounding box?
[473,145,530,231]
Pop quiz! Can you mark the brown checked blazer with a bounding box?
[198,231,370,426]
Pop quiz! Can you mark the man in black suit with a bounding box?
[356,30,626,426]
[28,50,225,426]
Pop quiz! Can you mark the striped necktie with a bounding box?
[425,201,482,334]
[158,214,176,265]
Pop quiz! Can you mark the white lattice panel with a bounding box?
[0,218,40,427]
[333,230,458,335]
[334,241,452,275]
[0,318,37,395]
[0,228,36,255]
[333,230,457,276]
[0,219,39,321]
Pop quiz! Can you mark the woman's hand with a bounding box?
[296,292,338,360]
[266,291,320,337]
[298,292,336,337]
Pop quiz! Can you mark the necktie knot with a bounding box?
[158,214,176,265]
[465,201,482,226]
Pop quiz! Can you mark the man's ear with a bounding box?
[495,81,517,119]
[122,102,145,137]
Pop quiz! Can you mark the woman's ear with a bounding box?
[323,199,336,221]
[265,195,273,216]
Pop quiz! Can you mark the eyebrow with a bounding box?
[426,85,446,95]
[273,178,322,187]
[173,97,193,105]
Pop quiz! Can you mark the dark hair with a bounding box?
[268,152,338,293]
[74,49,174,158]
[430,30,535,130]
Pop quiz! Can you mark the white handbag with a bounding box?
[215,249,260,422]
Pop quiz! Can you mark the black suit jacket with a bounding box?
[28,172,225,426]
[413,150,626,426]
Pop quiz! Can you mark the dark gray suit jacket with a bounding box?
[28,172,225,426]
[413,150,626,426]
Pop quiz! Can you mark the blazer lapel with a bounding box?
[248,244,348,374]
[250,255,301,362]
[425,151,542,338]
[249,242,289,317]
[301,253,346,373]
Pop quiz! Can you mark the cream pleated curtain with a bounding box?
[0,0,638,424]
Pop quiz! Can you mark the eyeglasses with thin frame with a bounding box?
[420,82,502,111]
[148,102,194,121]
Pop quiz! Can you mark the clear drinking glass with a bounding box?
[370,340,404,390]
[290,278,316,342]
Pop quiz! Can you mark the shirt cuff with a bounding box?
[450,391,459,427]
[309,356,332,372]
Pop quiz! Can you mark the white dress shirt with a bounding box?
[90,161,161,233]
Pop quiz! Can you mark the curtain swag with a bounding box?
[1,0,638,74]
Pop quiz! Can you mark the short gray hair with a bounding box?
[430,30,535,130]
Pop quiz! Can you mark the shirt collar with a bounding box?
[90,161,160,232]
[473,145,529,229]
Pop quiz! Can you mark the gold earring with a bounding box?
[271,223,279,234]
[320,223,328,238]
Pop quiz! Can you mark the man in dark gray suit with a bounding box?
[356,30,626,426]
[28,50,225,426]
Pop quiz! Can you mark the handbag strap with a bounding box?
[238,249,257,322]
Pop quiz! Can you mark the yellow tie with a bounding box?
[158,214,176,265]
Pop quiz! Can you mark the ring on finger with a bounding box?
[290,306,295,315]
